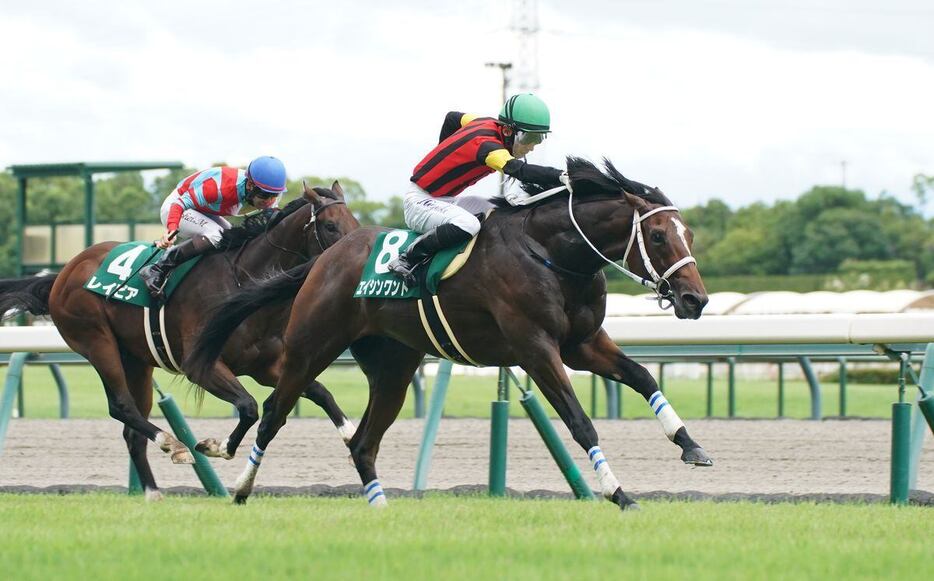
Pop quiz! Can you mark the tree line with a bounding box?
[0,167,931,286]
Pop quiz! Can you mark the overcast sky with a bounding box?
[2,0,932,209]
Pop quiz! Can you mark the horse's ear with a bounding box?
[303,180,323,205]
[330,180,345,200]
[622,189,649,212]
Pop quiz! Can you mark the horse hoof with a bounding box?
[171,448,195,465]
[144,489,164,502]
[233,494,249,505]
[195,438,218,455]
[620,502,641,512]
[196,438,234,460]
[681,446,713,467]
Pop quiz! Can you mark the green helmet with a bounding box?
[498,93,551,133]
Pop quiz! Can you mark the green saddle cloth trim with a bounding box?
[83,241,204,307]
[354,230,470,299]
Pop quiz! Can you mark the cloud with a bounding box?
[1,0,932,210]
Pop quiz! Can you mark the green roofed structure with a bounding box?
[7,161,184,275]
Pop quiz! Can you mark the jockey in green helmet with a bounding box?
[387,93,568,285]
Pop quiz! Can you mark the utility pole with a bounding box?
[510,0,540,91]
[485,62,512,198]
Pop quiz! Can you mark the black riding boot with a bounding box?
[139,235,215,300]
[387,224,473,286]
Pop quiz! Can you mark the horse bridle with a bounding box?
[566,187,696,309]
[264,198,347,260]
[228,199,347,287]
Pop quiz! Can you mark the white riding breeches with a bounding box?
[160,192,231,247]
[402,183,483,236]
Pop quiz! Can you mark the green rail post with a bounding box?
[798,356,822,420]
[155,390,228,497]
[890,354,910,505]
[916,345,934,435]
[908,344,934,491]
[658,363,665,394]
[605,378,619,420]
[727,357,736,418]
[488,368,510,497]
[777,362,784,417]
[518,389,594,500]
[0,353,29,457]
[16,374,24,418]
[502,369,593,500]
[838,357,847,418]
[614,380,623,419]
[128,460,143,495]
[413,359,453,490]
[706,362,713,417]
[48,363,69,418]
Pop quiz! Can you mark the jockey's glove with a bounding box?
[504,188,531,206]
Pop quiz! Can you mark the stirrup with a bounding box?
[140,266,168,299]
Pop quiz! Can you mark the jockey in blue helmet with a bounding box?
[139,156,288,300]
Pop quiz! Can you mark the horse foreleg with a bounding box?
[191,363,258,460]
[563,330,712,467]
[516,333,638,511]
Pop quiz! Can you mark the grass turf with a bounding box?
[14,365,902,421]
[0,493,928,580]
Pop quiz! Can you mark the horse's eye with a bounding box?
[650,231,665,245]
[324,222,338,233]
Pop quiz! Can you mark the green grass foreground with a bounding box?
[16,365,902,421]
[0,494,929,580]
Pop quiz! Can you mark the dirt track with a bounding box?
[1,417,932,498]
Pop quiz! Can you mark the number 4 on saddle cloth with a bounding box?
[83,242,204,307]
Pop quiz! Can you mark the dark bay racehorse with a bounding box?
[0,183,359,500]
[188,158,711,510]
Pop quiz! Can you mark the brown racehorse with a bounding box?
[188,158,711,510]
[0,183,359,500]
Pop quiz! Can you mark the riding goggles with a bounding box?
[515,130,546,146]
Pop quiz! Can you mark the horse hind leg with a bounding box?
[120,355,164,500]
[348,337,425,509]
[87,337,193,465]
[302,380,355,445]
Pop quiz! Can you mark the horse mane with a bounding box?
[491,156,671,211]
[215,187,336,250]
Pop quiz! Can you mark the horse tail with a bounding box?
[0,275,57,318]
[185,258,317,384]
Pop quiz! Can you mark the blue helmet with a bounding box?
[246,156,288,195]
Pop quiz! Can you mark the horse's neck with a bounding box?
[234,217,310,275]
[523,200,635,276]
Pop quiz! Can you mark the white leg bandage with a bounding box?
[364,479,388,508]
[588,446,621,499]
[649,391,685,440]
[337,419,356,444]
[234,444,264,494]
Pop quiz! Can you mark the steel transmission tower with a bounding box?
[510,0,540,92]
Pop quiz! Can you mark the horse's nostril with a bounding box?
[681,292,707,310]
